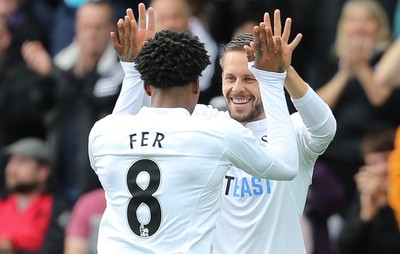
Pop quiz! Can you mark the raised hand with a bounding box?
[250,22,284,72]
[245,10,302,73]
[110,3,155,62]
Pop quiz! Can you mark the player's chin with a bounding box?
[229,109,252,123]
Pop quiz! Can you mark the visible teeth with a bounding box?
[233,98,250,104]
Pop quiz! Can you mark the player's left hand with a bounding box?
[111,3,155,62]
[245,10,302,73]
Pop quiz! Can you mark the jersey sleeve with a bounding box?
[222,118,293,180]
[291,84,337,155]
[248,64,299,180]
[112,62,150,115]
[192,104,230,119]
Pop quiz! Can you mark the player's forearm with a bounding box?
[292,82,337,154]
[250,64,299,180]
[112,61,150,115]
[284,66,308,99]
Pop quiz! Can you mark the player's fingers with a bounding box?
[265,26,274,52]
[244,45,255,62]
[148,7,155,32]
[117,18,125,43]
[259,22,269,52]
[282,18,291,43]
[274,9,281,37]
[123,16,131,50]
[289,33,303,51]
[275,36,282,55]
[138,3,146,30]
[253,25,261,44]
[263,12,272,32]
[126,8,135,23]
[110,32,122,55]
[126,9,137,46]
[130,19,138,46]
[252,26,262,58]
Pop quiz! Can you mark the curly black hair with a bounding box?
[220,33,254,68]
[135,30,211,89]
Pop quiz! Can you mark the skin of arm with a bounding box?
[353,61,392,106]
[285,66,308,99]
[317,35,393,108]
[375,38,400,88]
[317,69,351,108]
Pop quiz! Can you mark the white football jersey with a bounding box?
[89,83,298,253]
[212,87,336,254]
[89,108,282,253]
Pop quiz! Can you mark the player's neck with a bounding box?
[150,84,198,113]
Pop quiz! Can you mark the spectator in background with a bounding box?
[48,0,90,56]
[0,137,71,254]
[338,127,400,254]
[373,29,400,232]
[0,0,50,151]
[64,188,106,254]
[312,0,400,213]
[21,0,123,202]
[150,0,220,104]
[40,0,150,57]
[0,20,53,191]
[0,0,47,58]
[306,1,400,253]
[372,23,400,231]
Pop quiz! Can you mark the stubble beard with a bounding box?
[228,103,263,124]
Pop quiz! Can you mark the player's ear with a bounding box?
[144,83,152,96]
[192,78,200,95]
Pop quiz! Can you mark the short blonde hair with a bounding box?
[219,33,253,69]
[333,0,391,56]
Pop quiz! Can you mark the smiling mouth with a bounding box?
[232,98,251,104]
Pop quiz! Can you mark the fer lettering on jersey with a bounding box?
[129,132,165,148]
